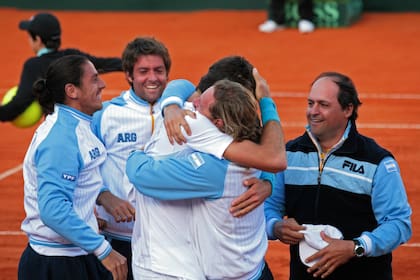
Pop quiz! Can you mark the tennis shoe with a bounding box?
[298,19,315,33]
[258,20,285,33]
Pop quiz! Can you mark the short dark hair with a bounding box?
[122,37,171,82]
[312,72,362,121]
[28,30,61,50]
[197,56,256,97]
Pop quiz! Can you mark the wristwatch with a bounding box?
[353,239,365,257]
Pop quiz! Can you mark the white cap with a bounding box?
[299,224,343,267]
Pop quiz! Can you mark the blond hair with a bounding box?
[210,79,262,143]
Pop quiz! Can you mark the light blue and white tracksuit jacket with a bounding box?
[91,87,162,241]
[21,104,111,259]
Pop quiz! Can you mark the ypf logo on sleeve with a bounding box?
[62,173,76,181]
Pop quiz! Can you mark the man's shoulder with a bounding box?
[355,133,393,160]
[23,56,43,67]
[23,49,82,67]
[107,93,129,106]
[92,97,125,121]
[286,133,311,151]
[21,56,52,75]
[60,48,84,55]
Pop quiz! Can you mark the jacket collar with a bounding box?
[301,120,358,155]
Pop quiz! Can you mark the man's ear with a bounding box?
[344,103,354,118]
[125,72,133,84]
[34,35,43,44]
[213,118,224,129]
[65,83,78,99]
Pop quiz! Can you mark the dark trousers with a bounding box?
[259,260,275,280]
[18,244,112,280]
[270,0,314,23]
[108,238,133,280]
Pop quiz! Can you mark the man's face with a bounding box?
[77,61,105,115]
[306,77,352,147]
[192,86,216,121]
[126,54,168,104]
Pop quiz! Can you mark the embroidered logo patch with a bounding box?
[384,159,397,173]
[62,173,76,181]
[188,152,205,169]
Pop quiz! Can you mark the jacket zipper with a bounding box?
[150,104,155,135]
[315,150,330,221]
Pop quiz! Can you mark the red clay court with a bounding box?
[0,8,419,279]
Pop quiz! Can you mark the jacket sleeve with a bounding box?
[81,52,122,73]
[159,79,196,110]
[126,150,227,200]
[361,156,412,256]
[36,127,108,255]
[264,171,286,239]
[0,60,37,121]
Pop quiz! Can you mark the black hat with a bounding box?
[19,13,61,41]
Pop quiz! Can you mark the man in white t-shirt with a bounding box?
[127,69,286,279]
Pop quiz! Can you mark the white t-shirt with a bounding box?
[132,102,233,279]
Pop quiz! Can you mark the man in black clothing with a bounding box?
[258,0,315,33]
[0,12,122,122]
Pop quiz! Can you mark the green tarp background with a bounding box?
[0,0,419,11]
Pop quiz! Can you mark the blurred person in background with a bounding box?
[259,0,315,33]
[0,12,122,123]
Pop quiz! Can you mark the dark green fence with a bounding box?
[0,0,419,11]
[271,0,363,27]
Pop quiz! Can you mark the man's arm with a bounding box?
[160,79,196,109]
[305,156,414,279]
[229,171,274,217]
[263,171,305,243]
[79,50,123,73]
[101,249,128,280]
[161,69,287,173]
[223,68,286,173]
[96,191,135,223]
[264,171,286,239]
[224,120,285,173]
[1,60,37,121]
[359,157,412,256]
[126,151,227,200]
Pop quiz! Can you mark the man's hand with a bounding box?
[253,68,271,100]
[94,207,107,230]
[163,104,195,145]
[97,217,107,231]
[273,218,305,245]
[96,191,135,223]
[101,249,128,280]
[306,232,354,278]
[230,177,271,217]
